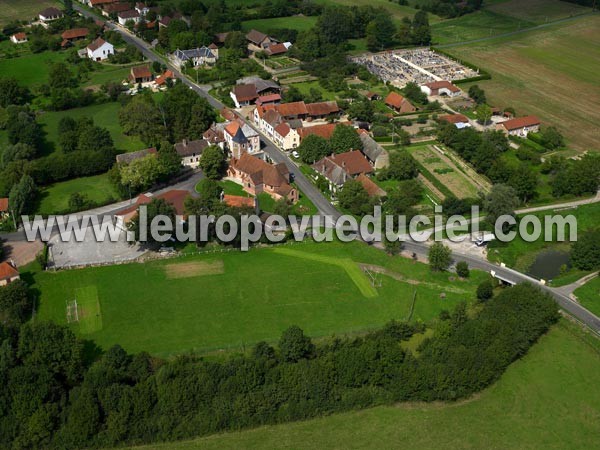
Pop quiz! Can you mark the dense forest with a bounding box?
[0,283,558,448]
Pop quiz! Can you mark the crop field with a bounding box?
[35,173,121,216]
[0,51,68,87]
[38,101,145,153]
[0,0,60,26]
[446,15,600,152]
[242,15,318,33]
[32,241,487,356]
[408,145,481,199]
[486,0,592,24]
[124,320,600,450]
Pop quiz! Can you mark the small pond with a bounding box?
[527,249,571,280]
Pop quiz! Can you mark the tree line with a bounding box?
[0,281,558,448]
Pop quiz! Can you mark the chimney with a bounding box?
[182,139,187,146]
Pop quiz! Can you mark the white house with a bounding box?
[172,46,218,68]
[39,7,64,22]
[10,33,27,44]
[223,120,261,159]
[420,80,461,97]
[117,10,140,25]
[497,116,541,137]
[273,122,300,150]
[87,37,114,61]
[174,139,209,168]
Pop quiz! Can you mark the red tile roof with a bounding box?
[256,93,281,105]
[357,173,386,197]
[130,65,152,79]
[305,101,339,117]
[328,150,373,176]
[439,114,469,124]
[0,198,8,212]
[276,101,308,118]
[424,80,460,93]
[298,123,338,140]
[154,70,176,86]
[12,32,27,41]
[0,262,19,281]
[230,153,292,196]
[274,122,291,138]
[87,37,107,52]
[61,28,88,40]
[220,107,236,121]
[90,0,117,5]
[385,92,406,109]
[500,115,541,131]
[233,84,258,102]
[266,43,287,55]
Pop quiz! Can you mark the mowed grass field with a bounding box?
[38,102,145,153]
[315,0,442,24]
[574,276,600,317]
[0,51,68,87]
[35,173,121,215]
[125,320,600,450]
[446,15,600,152]
[0,0,60,26]
[431,0,592,44]
[33,241,487,356]
[242,16,318,33]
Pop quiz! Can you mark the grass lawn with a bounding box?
[287,80,337,101]
[445,15,600,152]
[38,102,145,153]
[0,50,68,87]
[242,16,318,33]
[574,276,600,317]
[35,173,121,215]
[82,64,133,88]
[0,0,60,26]
[124,319,600,449]
[32,241,488,356]
[487,202,600,283]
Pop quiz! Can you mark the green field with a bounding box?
[0,51,68,87]
[445,15,600,152]
[83,64,133,89]
[574,276,600,317]
[126,320,600,449]
[36,173,121,215]
[0,0,60,26]
[316,0,442,24]
[286,80,337,101]
[486,0,592,23]
[38,102,145,153]
[242,16,318,33]
[487,202,600,282]
[33,241,487,356]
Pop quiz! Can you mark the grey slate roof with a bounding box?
[174,139,209,157]
[359,133,384,162]
[173,46,216,61]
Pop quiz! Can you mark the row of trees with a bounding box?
[0,282,558,448]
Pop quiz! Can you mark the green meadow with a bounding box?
[126,320,600,449]
[32,241,487,357]
[0,51,68,87]
[38,101,145,153]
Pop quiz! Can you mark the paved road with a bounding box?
[30,4,600,335]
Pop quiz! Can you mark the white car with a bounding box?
[291,151,300,159]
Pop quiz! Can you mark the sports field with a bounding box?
[445,15,600,152]
[125,320,600,449]
[0,0,60,27]
[38,102,145,153]
[32,241,487,356]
